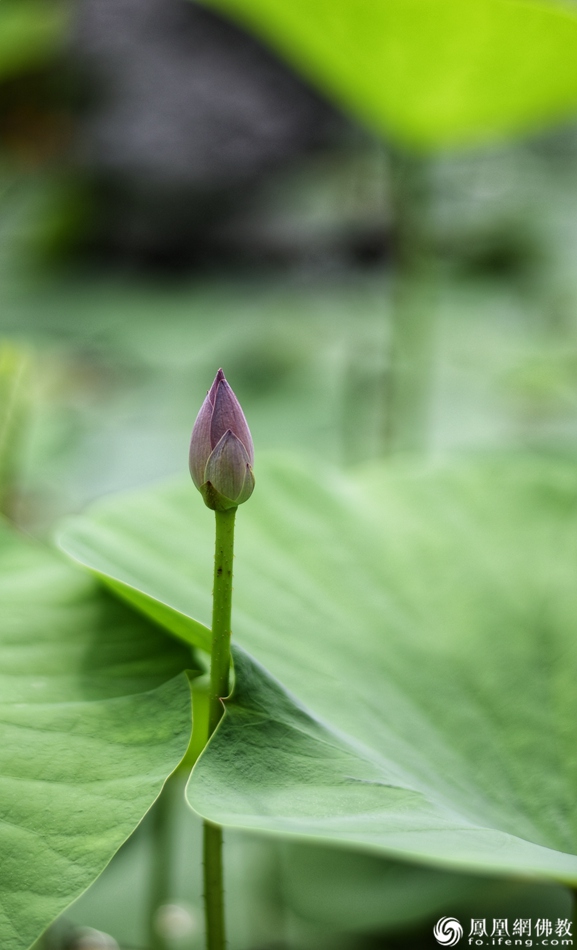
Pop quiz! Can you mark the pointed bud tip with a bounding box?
[206,367,226,404]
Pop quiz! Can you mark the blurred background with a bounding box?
[5,0,577,946]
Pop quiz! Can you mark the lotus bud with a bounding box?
[189,369,255,510]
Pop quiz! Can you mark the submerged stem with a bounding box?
[0,344,30,522]
[203,505,236,950]
[384,148,434,456]
[148,779,173,950]
[203,822,226,950]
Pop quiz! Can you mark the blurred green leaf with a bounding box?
[279,839,573,934]
[58,454,577,881]
[0,0,66,81]
[198,0,577,149]
[0,522,192,950]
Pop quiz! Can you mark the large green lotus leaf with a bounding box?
[0,522,192,950]
[197,0,577,150]
[59,455,577,881]
[65,766,572,944]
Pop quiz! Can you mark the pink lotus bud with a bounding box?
[189,369,255,510]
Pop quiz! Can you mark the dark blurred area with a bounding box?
[70,0,350,270]
[3,0,389,271]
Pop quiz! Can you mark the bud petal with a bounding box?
[210,378,254,465]
[189,393,214,490]
[235,461,255,505]
[204,430,253,506]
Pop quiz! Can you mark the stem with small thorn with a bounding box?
[203,505,236,950]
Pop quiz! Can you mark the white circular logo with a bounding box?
[433,917,463,946]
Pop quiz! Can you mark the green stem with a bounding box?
[207,507,236,735]
[203,506,236,950]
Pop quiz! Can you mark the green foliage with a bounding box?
[59,453,577,882]
[0,521,192,950]
[198,0,577,149]
[0,1,66,82]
